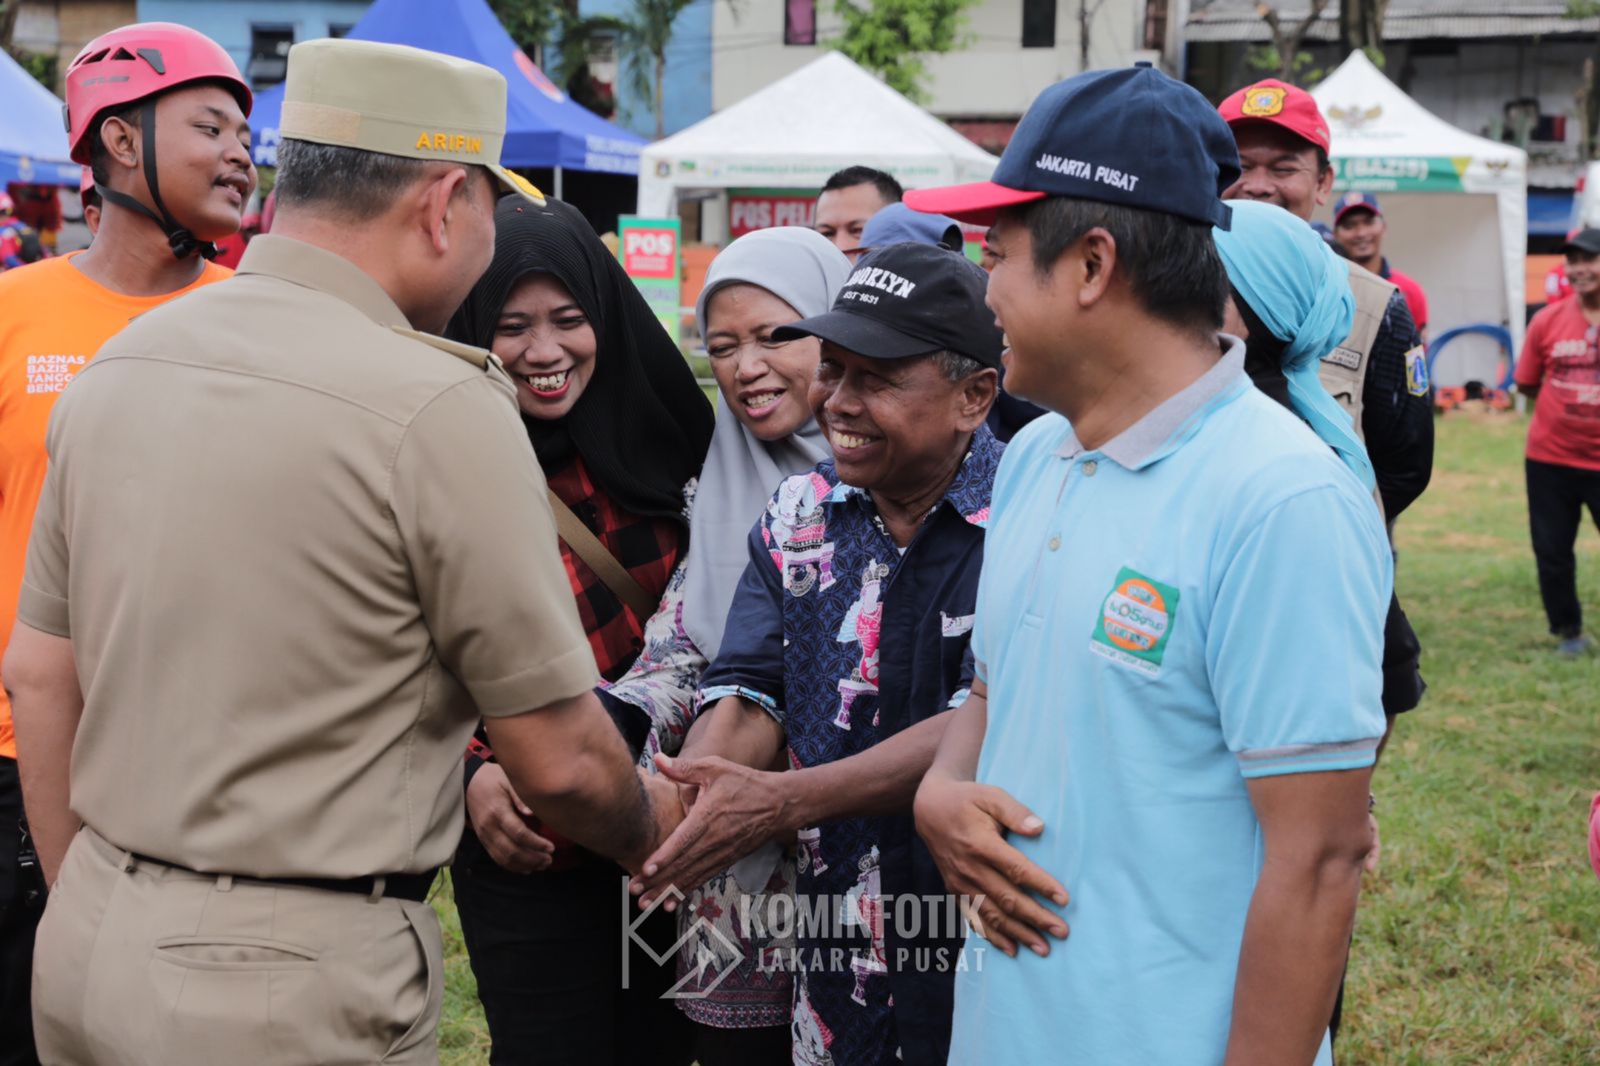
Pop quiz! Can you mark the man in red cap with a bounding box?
[1334,191,1430,335]
[1220,76,1431,729]
[0,24,252,1061]
[1218,75,1435,1047]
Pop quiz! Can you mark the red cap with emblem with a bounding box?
[1218,79,1331,154]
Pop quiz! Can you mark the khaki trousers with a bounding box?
[32,828,443,1066]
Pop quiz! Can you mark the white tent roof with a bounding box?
[638,53,997,216]
[1311,50,1524,189]
[1310,50,1528,378]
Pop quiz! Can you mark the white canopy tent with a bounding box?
[1310,51,1528,386]
[636,52,997,219]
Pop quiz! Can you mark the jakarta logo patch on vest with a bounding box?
[1090,567,1180,677]
[1404,345,1430,396]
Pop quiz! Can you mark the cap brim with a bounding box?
[903,183,1047,227]
[489,164,547,205]
[1564,238,1600,256]
[1223,115,1326,152]
[773,308,943,361]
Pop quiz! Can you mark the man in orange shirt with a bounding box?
[0,23,253,1061]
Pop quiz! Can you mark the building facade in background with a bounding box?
[1186,0,1600,239]
[713,0,1164,150]
[13,0,137,92]
[134,0,373,88]
[579,0,713,138]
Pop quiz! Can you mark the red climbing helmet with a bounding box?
[64,23,253,259]
[64,22,252,165]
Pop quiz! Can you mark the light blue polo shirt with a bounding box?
[948,344,1391,1065]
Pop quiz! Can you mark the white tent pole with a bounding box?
[554,166,564,201]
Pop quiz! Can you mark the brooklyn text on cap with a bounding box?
[902,64,1239,229]
[279,38,545,205]
[1334,192,1383,223]
[772,243,1004,369]
[1217,78,1332,155]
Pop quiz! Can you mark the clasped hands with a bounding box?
[472,751,1077,963]
[635,753,1075,967]
[464,759,701,878]
[630,752,796,910]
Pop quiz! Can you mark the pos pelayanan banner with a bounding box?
[1332,156,1470,193]
[619,216,683,344]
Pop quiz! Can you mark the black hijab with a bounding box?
[449,197,714,527]
[1232,283,1294,412]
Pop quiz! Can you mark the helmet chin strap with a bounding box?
[95,99,219,261]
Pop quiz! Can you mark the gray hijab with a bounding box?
[681,227,851,660]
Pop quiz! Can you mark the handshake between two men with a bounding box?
[469,686,1074,966]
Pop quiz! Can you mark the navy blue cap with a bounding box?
[905,64,1240,229]
[859,202,964,253]
[1334,191,1383,223]
[771,243,1003,369]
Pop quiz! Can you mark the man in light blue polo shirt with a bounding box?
[904,66,1391,1064]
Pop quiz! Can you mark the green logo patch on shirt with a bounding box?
[1090,566,1180,676]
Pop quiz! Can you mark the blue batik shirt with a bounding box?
[700,424,1002,1066]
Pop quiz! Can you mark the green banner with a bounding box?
[1332,156,1469,193]
[618,215,683,345]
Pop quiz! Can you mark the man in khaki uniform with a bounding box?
[3,39,678,1065]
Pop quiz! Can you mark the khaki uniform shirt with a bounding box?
[17,235,599,878]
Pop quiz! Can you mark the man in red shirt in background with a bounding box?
[1334,191,1430,337]
[1516,227,1600,657]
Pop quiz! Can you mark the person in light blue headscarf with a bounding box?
[1214,199,1377,492]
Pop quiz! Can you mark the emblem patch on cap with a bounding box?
[1090,566,1179,677]
[1242,86,1288,118]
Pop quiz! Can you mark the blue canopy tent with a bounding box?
[248,0,642,195]
[0,50,81,188]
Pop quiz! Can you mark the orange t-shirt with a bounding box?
[0,254,230,758]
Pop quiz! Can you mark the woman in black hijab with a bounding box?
[446,196,711,1066]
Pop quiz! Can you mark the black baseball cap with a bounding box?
[772,243,1003,369]
[1565,228,1600,256]
[904,63,1240,229]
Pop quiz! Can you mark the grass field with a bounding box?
[431,409,1600,1065]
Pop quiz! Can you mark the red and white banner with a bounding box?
[729,192,817,238]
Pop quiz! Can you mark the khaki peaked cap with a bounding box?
[279,37,545,204]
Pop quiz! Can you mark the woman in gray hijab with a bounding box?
[603,226,850,1064]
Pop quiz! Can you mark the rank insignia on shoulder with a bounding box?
[1404,345,1430,396]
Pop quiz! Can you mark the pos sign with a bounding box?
[623,225,678,280]
[618,215,683,342]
